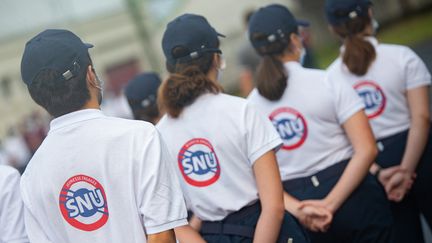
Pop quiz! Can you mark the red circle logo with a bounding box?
[269,107,308,150]
[59,175,109,231]
[354,81,386,119]
[178,138,221,187]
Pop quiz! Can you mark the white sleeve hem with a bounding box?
[406,79,431,90]
[145,218,188,235]
[249,138,283,165]
[338,102,365,125]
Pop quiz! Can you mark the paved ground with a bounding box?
[412,37,432,243]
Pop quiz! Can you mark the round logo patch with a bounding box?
[178,138,221,187]
[354,81,386,119]
[59,175,109,231]
[269,107,308,150]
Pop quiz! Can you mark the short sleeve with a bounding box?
[403,47,432,90]
[326,75,365,124]
[0,167,28,243]
[135,127,188,234]
[244,102,283,164]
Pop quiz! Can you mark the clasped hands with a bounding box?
[294,199,333,233]
[377,165,416,202]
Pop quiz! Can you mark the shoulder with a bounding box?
[0,165,20,181]
[0,165,20,189]
[102,116,155,135]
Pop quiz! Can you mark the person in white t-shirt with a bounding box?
[325,0,432,242]
[247,4,393,242]
[0,165,28,243]
[157,13,311,243]
[19,29,188,243]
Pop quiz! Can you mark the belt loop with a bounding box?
[311,175,319,187]
[377,141,384,152]
[288,238,293,243]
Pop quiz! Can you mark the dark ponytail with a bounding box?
[332,14,376,76]
[159,47,222,118]
[251,32,289,101]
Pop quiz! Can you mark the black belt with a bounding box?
[200,201,260,238]
[283,159,349,191]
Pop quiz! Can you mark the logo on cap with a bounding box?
[178,138,221,187]
[59,175,109,231]
[354,81,386,119]
[270,107,308,150]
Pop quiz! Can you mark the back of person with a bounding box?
[0,165,28,243]
[247,4,393,243]
[248,63,356,181]
[157,13,309,243]
[19,29,187,243]
[328,40,430,139]
[21,111,185,242]
[324,0,432,242]
[158,93,278,220]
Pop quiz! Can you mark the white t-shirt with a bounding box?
[248,62,364,181]
[0,165,28,243]
[20,109,187,243]
[327,37,432,139]
[156,93,282,221]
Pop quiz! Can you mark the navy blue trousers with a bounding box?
[376,129,432,243]
[284,162,393,243]
[200,202,310,243]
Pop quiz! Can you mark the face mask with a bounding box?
[372,18,379,35]
[217,54,226,81]
[299,47,307,66]
[94,73,104,105]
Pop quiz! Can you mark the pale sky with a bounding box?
[0,0,180,41]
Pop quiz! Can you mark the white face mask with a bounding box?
[94,73,104,105]
[299,47,307,66]
[217,54,226,81]
[372,18,379,35]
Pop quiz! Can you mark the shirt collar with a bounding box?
[283,61,302,71]
[49,109,104,133]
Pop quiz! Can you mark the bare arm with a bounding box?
[147,230,176,243]
[174,225,206,243]
[323,110,377,212]
[253,150,285,243]
[400,86,430,172]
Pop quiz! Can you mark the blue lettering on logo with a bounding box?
[63,188,106,219]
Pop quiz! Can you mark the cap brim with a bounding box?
[85,43,94,48]
[296,19,310,27]
[217,32,226,38]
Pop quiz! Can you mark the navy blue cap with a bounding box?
[21,29,93,86]
[325,0,371,26]
[162,14,225,65]
[248,4,309,50]
[125,72,161,109]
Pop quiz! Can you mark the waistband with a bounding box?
[283,159,349,192]
[200,201,260,238]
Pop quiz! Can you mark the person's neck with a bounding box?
[82,97,100,110]
[280,54,299,63]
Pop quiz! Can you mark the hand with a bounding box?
[297,200,333,232]
[385,169,416,202]
[377,165,400,186]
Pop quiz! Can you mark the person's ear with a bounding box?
[290,33,303,50]
[212,53,220,68]
[86,65,98,88]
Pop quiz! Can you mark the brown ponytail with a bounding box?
[158,49,222,118]
[332,15,376,76]
[255,56,287,100]
[251,32,289,101]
